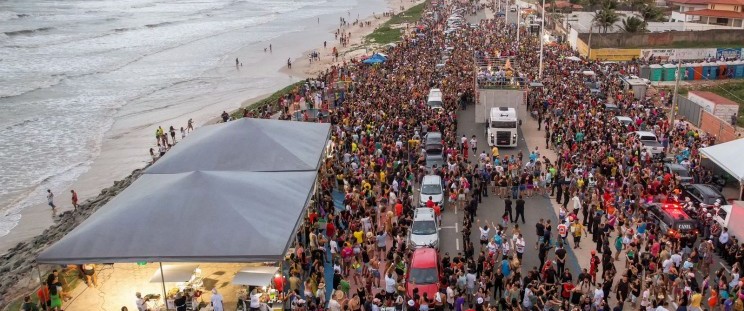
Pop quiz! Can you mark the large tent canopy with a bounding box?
[147,118,331,173]
[37,170,317,264]
[700,138,744,183]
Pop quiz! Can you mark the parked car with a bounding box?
[681,184,727,207]
[614,116,633,128]
[663,163,693,185]
[405,247,441,299]
[408,208,440,249]
[419,175,445,208]
[603,103,619,113]
[645,203,698,239]
[630,131,664,158]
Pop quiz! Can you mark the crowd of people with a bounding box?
[111,0,740,311]
[227,0,744,311]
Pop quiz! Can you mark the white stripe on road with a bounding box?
[455,222,459,232]
[456,238,460,250]
[440,226,457,229]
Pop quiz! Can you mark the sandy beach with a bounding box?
[0,0,417,256]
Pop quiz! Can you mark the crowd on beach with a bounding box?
[221,1,742,311]
[29,0,744,310]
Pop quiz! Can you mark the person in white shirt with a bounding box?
[592,288,604,307]
[135,292,147,311]
[210,289,224,311]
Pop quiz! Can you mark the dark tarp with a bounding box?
[37,170,317,264]
[146,118,331,173]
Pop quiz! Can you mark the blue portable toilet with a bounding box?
[734,61,744,79]
[706,62,718,80]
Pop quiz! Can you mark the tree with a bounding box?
[629,0,651,11]
[593,8,620,33]
[622,16,646,32]
[640,4,663,23]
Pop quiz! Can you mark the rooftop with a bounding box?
[667,0,744,5]
[689,91,742,106]
[683,9,744,18]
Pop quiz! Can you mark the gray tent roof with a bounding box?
[147,118,331,174]
[37,170,316,264]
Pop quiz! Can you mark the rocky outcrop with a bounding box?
[0,166,149,309]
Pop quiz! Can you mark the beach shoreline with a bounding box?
[0,0,425,305]
[0,0,406,257]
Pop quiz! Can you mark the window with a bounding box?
[490,121,517,128]
[710,4,715,9]
[412,220,437,235]
[408,268,438,284]
[734,5,740,11]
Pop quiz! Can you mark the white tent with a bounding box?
[232,266,279,286]
[149,264,200,283]
[700,138,744,199]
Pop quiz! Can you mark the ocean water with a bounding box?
[0,0,382,238]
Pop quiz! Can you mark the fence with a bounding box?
[677,96,703,126]
[699,111,740,143]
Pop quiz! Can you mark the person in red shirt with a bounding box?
[433,204,441,225]
[37,284,51,310]
[425,197,435,208]
[326,216,335,239]
[394,200,403,218]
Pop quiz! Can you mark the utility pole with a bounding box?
[670,61,682,126]
[516,5,520,44]
[538,0,546,79]
[586,25,593,58]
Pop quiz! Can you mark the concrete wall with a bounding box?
[577,30,744,49]
[476,89,525,123]
[700,111,739,143]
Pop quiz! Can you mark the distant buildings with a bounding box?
[667,0,744,28]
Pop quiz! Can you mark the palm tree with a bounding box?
[640,4,662,23]
[622,16,646,32]
[629,0,651,11]
[593,8,620,33]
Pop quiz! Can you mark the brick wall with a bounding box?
[700,111,739,143]
[577,30,744,49]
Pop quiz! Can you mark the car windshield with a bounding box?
[422,184,441,195]
[426,148,442,155]
[490,121,517,128]
[673,169,690,177]
[412,220,437,235]
[409,268,438,284]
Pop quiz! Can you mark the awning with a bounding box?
[700,138,744,183]
[37,171,317,264]
[232,266,280,286]
[149,264,200,283]
[146,118,331,173]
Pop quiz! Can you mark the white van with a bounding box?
[426,89,444,111]
[419,175,444,207]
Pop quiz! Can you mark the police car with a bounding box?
[644,203,698,238]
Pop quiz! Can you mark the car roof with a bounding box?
[411,248,438,268]
[689,184,723,196]
[422,175,442,183]
[615,116,632,121]
[664,163,687,170]
[634,131,655,135]
[413,210,435,221]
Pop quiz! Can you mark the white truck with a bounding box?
[631,131,664,158]
[487,107,519,147]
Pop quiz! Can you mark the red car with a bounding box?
[405,247,441,299]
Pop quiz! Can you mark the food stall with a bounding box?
[149,263,203,310]
[232,265,284,311]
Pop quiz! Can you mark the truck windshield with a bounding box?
[491,121,517,128]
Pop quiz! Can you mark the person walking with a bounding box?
[70,190,78,211]
[46,189,56,210]
[514,195,526,224]
[504,197,513,223]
